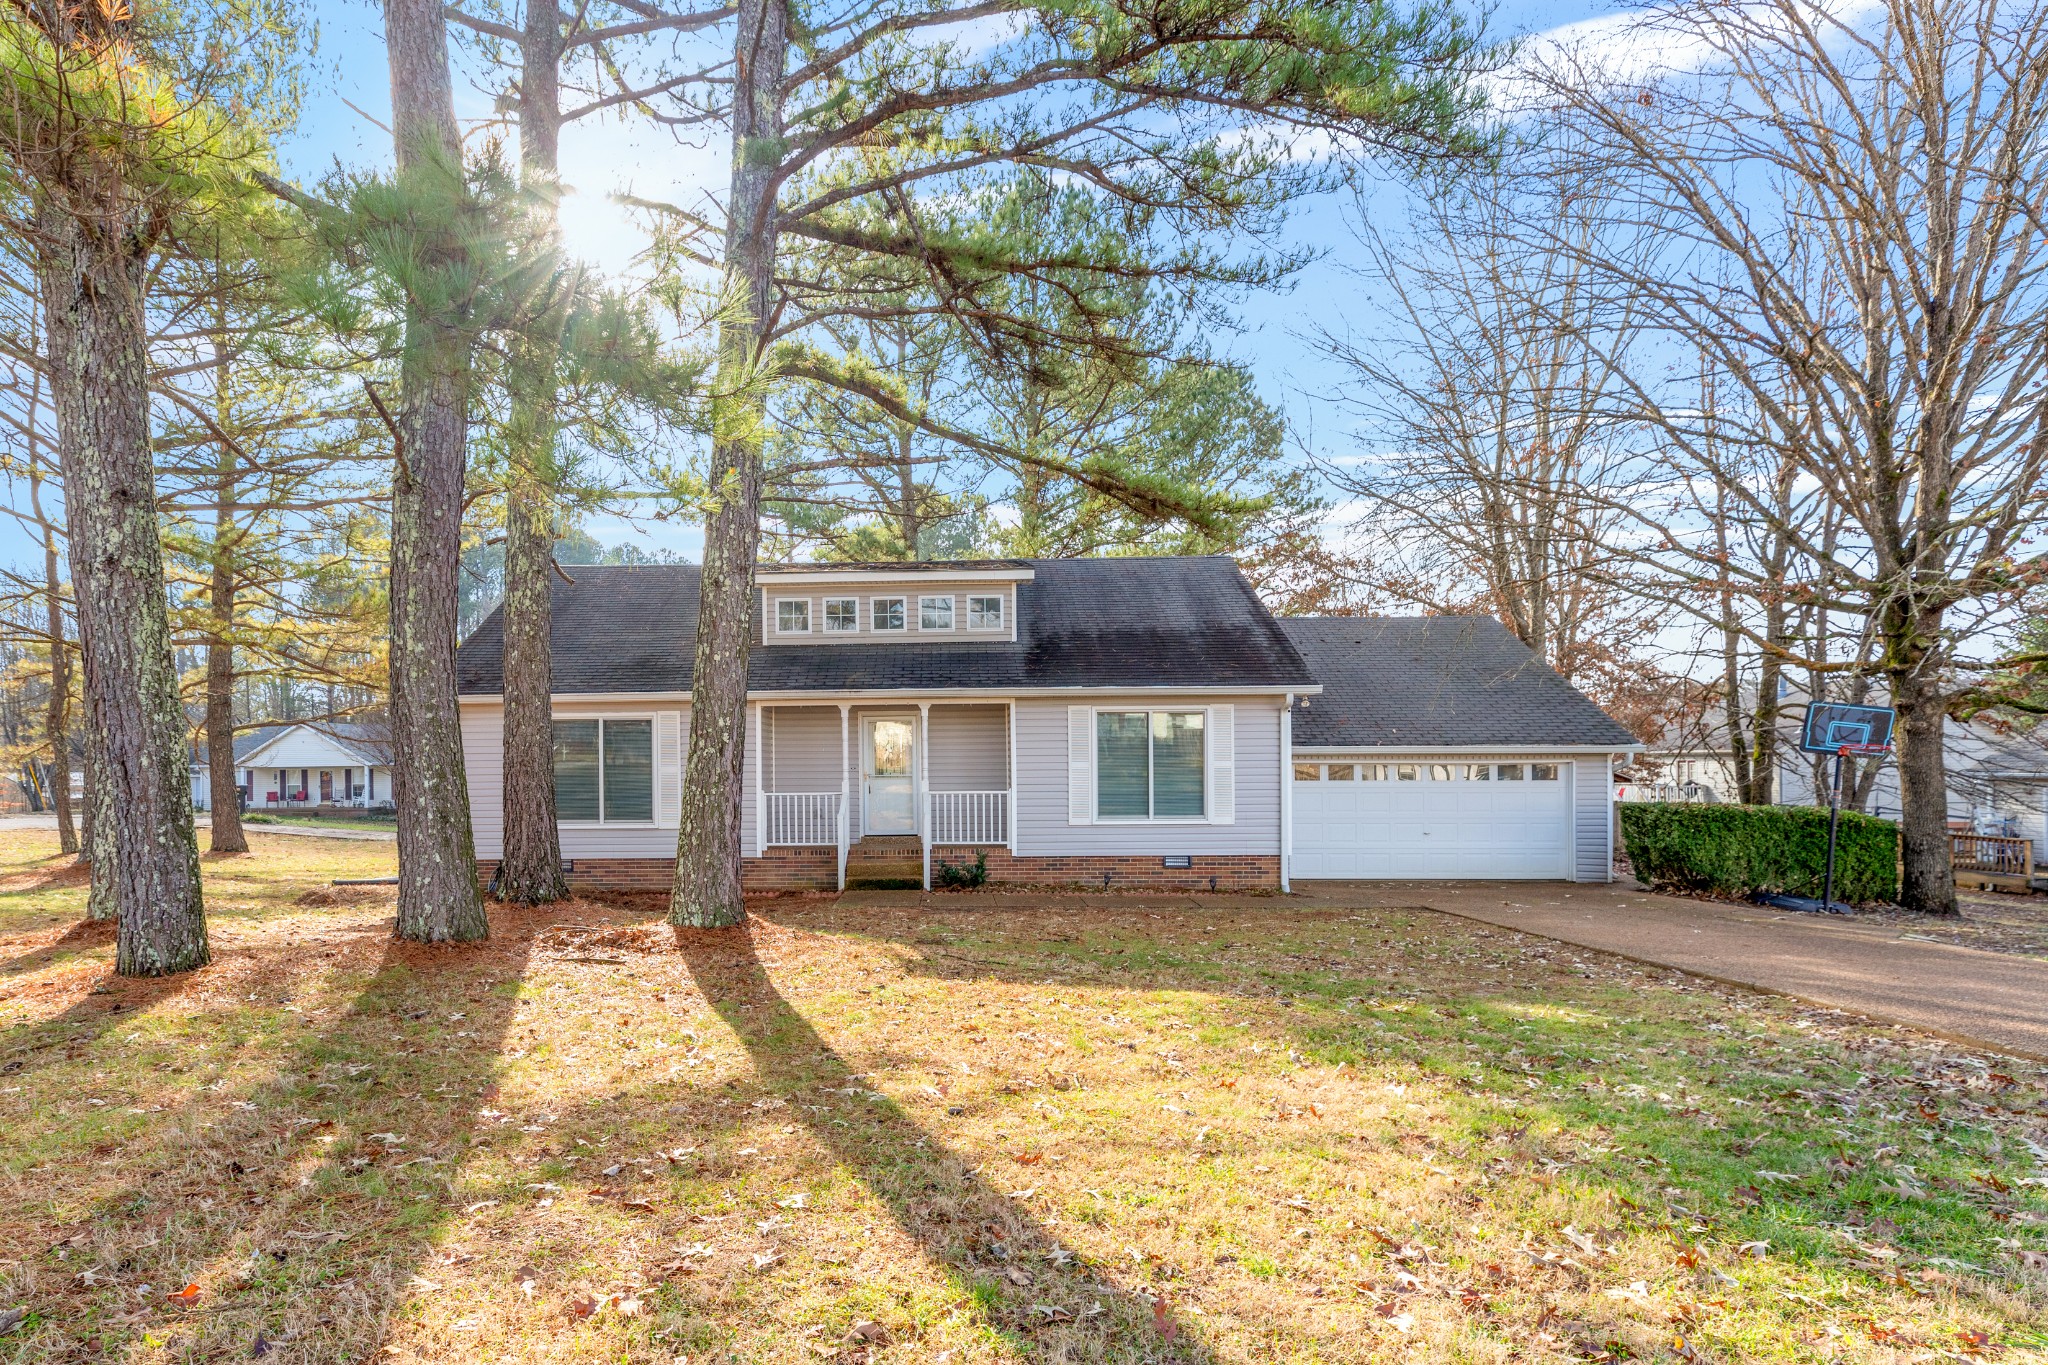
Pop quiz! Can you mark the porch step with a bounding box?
[845,837,924,889]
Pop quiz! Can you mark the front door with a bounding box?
[319,771,334,803]
[862,717,916,835]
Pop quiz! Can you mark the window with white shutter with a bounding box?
[1207,704,1235,824]
[1067,706,1093,823]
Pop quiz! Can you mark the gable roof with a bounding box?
[232,721,394,768]
[1279,615,1639,749]
[456,557,1317,695]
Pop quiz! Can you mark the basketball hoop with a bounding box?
[1836,742,1892,758]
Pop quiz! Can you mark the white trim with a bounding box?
[465,684,1324,704]
[1075,705,1217,825]
[761,568,1035,585]
[770,597,813,635]
[553,712,659,828]
[750,704,763,857]
[1279,696,1292,893]
[918,701,932,890]
[1290,743,1639,755]
[1006,701,1019,853]
[964,593,1006,634]
[822,597,859,633]
[869,596,908,632]
[918,594,956,631]
[837,704,850,889]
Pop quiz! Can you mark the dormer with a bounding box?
[754,562,1035,646]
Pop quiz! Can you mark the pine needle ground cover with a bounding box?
[0,830,2041,1363]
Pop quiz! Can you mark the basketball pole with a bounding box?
[1821,747,1845,913]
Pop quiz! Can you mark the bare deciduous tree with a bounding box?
[1529,0,2048,913]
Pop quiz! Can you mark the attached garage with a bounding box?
[1277,617,1641,884]
[1292,758,1573,879]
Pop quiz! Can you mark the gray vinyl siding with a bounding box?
[929,704,1008,790]
[1573,755,1612,883]
[765,706,843,792]
[756,582,1015,645]
[461,700,691,862]
[1014,696,1282,857]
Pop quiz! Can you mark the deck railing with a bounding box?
[930,790,1008,845]
[1952,833,2033,877]
[764,791,841,847]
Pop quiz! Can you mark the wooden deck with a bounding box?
[1953,833,2047,892]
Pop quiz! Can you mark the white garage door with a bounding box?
[1292,759,1573,879]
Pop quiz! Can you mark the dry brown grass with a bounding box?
[0,829,2042,1363]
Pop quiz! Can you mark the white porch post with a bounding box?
[751,703,764,858]
[1279,695,1294,893]
[837,704,850,891]
[1005,701,1017,853]
[918,701,932,891]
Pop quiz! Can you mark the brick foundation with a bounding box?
[930,847,1279,890]
[480,848,1278,892]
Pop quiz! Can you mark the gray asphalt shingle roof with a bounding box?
[1279,615,1639,749]
[456,558,1318,694]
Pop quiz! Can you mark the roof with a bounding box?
[227,721,394,768]
[1278,615,1640,749]
[456,558,1318,695]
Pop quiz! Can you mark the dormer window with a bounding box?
[967,595,1004,631]
[823,597,857,632]
[919,595,954,630]
[774,599,810,634]
[871,597,906,631]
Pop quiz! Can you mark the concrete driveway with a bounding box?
[1298,880,2048,1062]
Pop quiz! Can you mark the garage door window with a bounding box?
[1293,763,1321,781]
[1396,764,1418,780]
[1532,763,1560,781]
[1098,711,1205,819]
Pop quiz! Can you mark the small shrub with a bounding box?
[246,813,278,825]
[934,852,988,889]
[1618,802,1897,904]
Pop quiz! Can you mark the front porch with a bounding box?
[753,701,1013,890]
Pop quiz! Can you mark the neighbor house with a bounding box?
[1621,685,2048,845]
[193,722,396,811]
[454,558,1640,891]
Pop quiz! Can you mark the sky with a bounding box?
[260,0,1638,565]
[0,0,1640,575]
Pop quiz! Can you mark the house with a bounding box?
[454,558,1641,891]
[193,722,396,811]
[1622,686,2048,845]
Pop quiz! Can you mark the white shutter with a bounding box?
[1067,706,1094,824]
[654,711,683,827]
[1207,704,1235,824]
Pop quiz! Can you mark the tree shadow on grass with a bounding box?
[674,916,1214,1364]
[8,908,538,1363]
[0,915,114,980]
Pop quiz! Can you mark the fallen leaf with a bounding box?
[166,1283,202,1304]
[566,1296,600,1320]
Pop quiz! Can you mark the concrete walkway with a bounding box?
[1300,881,2048,1062]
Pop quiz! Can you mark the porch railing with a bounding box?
[764,791,841,847]
[1953,833,2033,877]
[930,790,1008,845]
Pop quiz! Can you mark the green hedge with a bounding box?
[1617,802,1898,904]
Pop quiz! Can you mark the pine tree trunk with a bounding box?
[1891,662,1956,915]
[494,0,569,905]
[497,474,566,901]
[670,0,787,929]
[36,204,208,972]
[386,0,488,942]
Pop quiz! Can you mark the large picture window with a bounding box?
[553,718,654,823]
[1095,711,1205,819]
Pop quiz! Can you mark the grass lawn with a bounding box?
[241,813,398,833]
[0,830,2043,1363]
